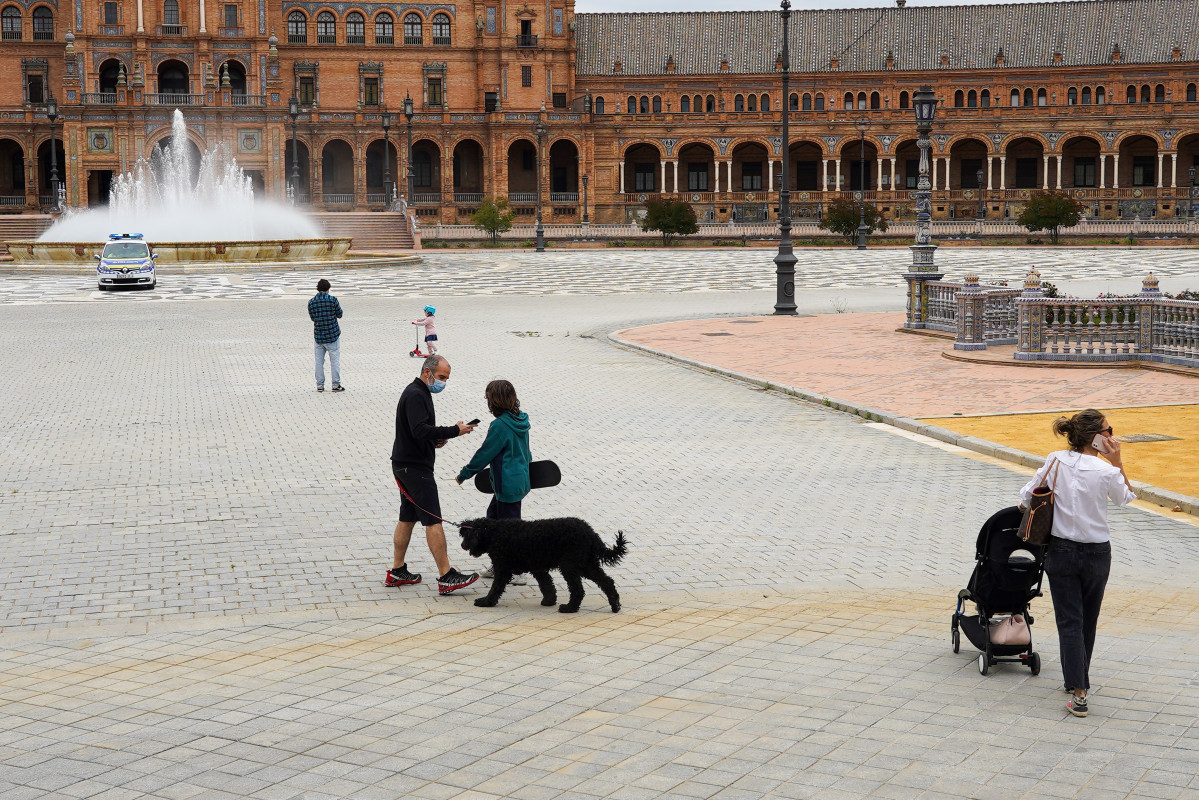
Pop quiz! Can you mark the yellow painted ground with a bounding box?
[922,404,1199,500]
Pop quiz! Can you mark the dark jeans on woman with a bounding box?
[486,496,522,519]
[1046,537,1112,692]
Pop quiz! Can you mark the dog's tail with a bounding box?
[600,531,628,566]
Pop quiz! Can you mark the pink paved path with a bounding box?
[620,312,1199,418]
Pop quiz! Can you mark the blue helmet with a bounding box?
[424,305,436,315]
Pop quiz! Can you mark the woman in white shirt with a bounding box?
[1020,408,1135,718]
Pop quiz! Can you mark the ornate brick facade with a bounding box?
[1,0,1197,223]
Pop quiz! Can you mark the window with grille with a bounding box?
[741,161,762,190]
[1189,83,1197,102]
[651,96,660,113]
[403,13,421,44]
[316,11,334,43]
[594,96,604,113]
[634,163,655,191]
[552,92,566,109]
[2,6,21,40]
[814,94,824,111]
[287,10,306,43]
[298,75,315,105]
[364,77,379,106]
[801,94,811,111]
[346,12,364,43]
[1132,156,1155,186]
[104,2,118,24]
[427,77,442,106]
[163,0,178,25]
[431,13,449,44]
[680,96,689,113]
[222,3,236,27]
[374,12,392,44]
[687,163,708,191]
[521,66,531,87]
[414,152,432,187]
[1074,157,1096,187]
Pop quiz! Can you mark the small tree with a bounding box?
[471,197,515,242]
[818,197,888,245]
[1018,191,1083,244]
[640,197,698,245]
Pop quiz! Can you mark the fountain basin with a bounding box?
[6,238,352,265]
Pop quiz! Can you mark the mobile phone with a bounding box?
[1091,434,1108,453]
[468,418,481,426]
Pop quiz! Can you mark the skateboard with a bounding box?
[473,460,561,494]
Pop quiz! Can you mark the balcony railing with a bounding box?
[159,24,186,34]
[432,35,450,45]
[323,193,353,205]
[0,195,26,206]
[230,94,266,107]
[346,33,365,44]
[508,192,537,203]
[404,34,422,45]
[98,24,123,34]
[366,192,390,204]
[411,193,441,204]
[147,93,204,106]
[515,34,538,47]
[550,192,579,203]
[83,92,119,105]
[33,27,53,40]
[375,33,393,44]
[1,30,21,41]
[219,26,242,36]
[287,33,307,43]
[317,33,335,44]
[454,193,483,204]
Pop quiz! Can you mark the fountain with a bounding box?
[7,110,353,265]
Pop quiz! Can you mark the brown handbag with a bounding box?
[1019,458,1060,546]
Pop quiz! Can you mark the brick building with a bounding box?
[1,0,1197,223]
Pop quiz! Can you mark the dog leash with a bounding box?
[394,476,472,529]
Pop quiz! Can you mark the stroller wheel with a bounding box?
[978,653,989,676]
[952,627,960,654]
[1029,652,1041,675]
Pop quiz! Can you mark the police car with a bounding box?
[96,233,157,290]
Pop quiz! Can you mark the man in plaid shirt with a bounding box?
[308,278,344,392]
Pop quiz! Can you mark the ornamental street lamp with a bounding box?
[855,118,868,250]
[976,168,985,220]
[46,94,60,212]
[773,0,797,315]
[902,85,943,329]
[381,109,393,204]
[1190,166,1196,221]
[402,92,415,202]
[288,95,301,204]
[534,112,548,252]
[581,174,589,224]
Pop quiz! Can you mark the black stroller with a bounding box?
[951,506,1047,676]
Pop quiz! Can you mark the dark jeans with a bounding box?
[486,496,522,520]
[1046,537,1112,692]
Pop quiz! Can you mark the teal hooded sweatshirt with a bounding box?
[457,411,532,503]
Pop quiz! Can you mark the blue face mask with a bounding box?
[429,378,447,393]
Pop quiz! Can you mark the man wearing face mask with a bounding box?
[387,354,480,595]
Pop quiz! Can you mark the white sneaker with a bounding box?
[512,574,528,586]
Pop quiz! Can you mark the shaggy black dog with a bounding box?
[459,517,627,613]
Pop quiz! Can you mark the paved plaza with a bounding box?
[2,250,1199,799]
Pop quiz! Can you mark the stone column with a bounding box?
[714,161,720,193]
[1137,271,1160,355]
[930,157,937,191]
[767,160,774,192]
[618,162,625,194]
[943,155,950,190]
[986,156,993,189]
[1113,154,1120,189]
[1056,156,1063,189]
[1156,153,1163,188]
[1099,155,1106,189]
[999,156,1006,190]
[660,159,666,193]
[822,159,828,190]
[1014,270,1046,361]
[199,0,206,32]
[137,0,144,32]
[890,157,897,190]
[954,273,988,351]
[1042,155,1050,189]
[876,157,883,191]
[673,161,679,194]
[834,160,841,191]
[1171,153,1177,187]
[728,160,734,193]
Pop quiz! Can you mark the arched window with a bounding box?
[1010,89,1020,106]
[705,95,715,112]
[1140,84,1150,102]
[801,93,812,111]
[1154,83,1165,102]
[954,90,964,107]
[652,96,661,113]
[814,93,824,111]
[595,96,605,114]
[734,94,744,112]
[843,92,852,110]
[98,58,121,93]
[345,11,364,44]
[31,5,51,39]
[870,91,880,109]
[1067,87,1077,105]
[1081,87,1091,104]
[1036,88,1046,105]
[626,96,634,114]
[1189,83,1197,102]
[374,11,392,44]
[431,12,450,45]
[967,90,976,108]
[403,13,421,44]
[693,95,702,112]
[857,92,866,109]
[1,6,21,40]
[316,11,335,43]
[639,95,648,113]
[679,96,689,113]
[1127,85,1138,102]
[750,94,759,111]
[761,94,769,111]
[287,10,306,42]
[981,89,990,107]
[163,0,179,26]
[1096,86,1105,103]
[790,92,800,111]
[1023,88,1033,106]
[898,91,909,108]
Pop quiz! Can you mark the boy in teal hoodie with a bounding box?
[456,379,532,519]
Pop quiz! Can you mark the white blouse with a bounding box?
[1019,450,1135,544]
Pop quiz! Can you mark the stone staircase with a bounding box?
[308,212,415,251]
[0,215,54,256]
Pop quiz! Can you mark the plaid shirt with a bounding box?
[308,292,343,343]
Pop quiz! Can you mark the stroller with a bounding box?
[951,506,1047,676]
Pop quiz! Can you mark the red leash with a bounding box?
[394,476,469,529]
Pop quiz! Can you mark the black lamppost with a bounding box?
[402,92,414,202]
[1190,166,1196,221]
[46,94,60,212]
[976,168,985,220]
[855,118,868,250]
[582,174,589,223]
[902,84,942,329]
[534,113,548,252]
[381,109,393,204]
[773,0,797,315]
[288,95,301,204]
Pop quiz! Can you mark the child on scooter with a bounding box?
[412,305,438,354]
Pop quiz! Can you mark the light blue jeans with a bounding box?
[315,339,340,388]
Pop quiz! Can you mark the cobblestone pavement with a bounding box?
[3,247,1199,305]
[3,284,1199,799]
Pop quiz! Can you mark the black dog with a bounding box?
[459,517,627,613]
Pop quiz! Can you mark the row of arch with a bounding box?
[286,8,449,45]
[0,5,53,39]
[92,57,242,96]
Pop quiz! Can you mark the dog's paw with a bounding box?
[540,597,557,607]
[558,604,579,614]
[474,597,498,607]
[610,602,621,613]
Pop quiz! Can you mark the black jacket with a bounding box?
[391,377,460,470]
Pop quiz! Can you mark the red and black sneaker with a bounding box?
[385,565,422,586]
[437,568,479,595]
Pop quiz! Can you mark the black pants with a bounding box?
[486,496,522,520]
[1046,537,1111,692]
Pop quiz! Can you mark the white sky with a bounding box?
[575,0,1011,11]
